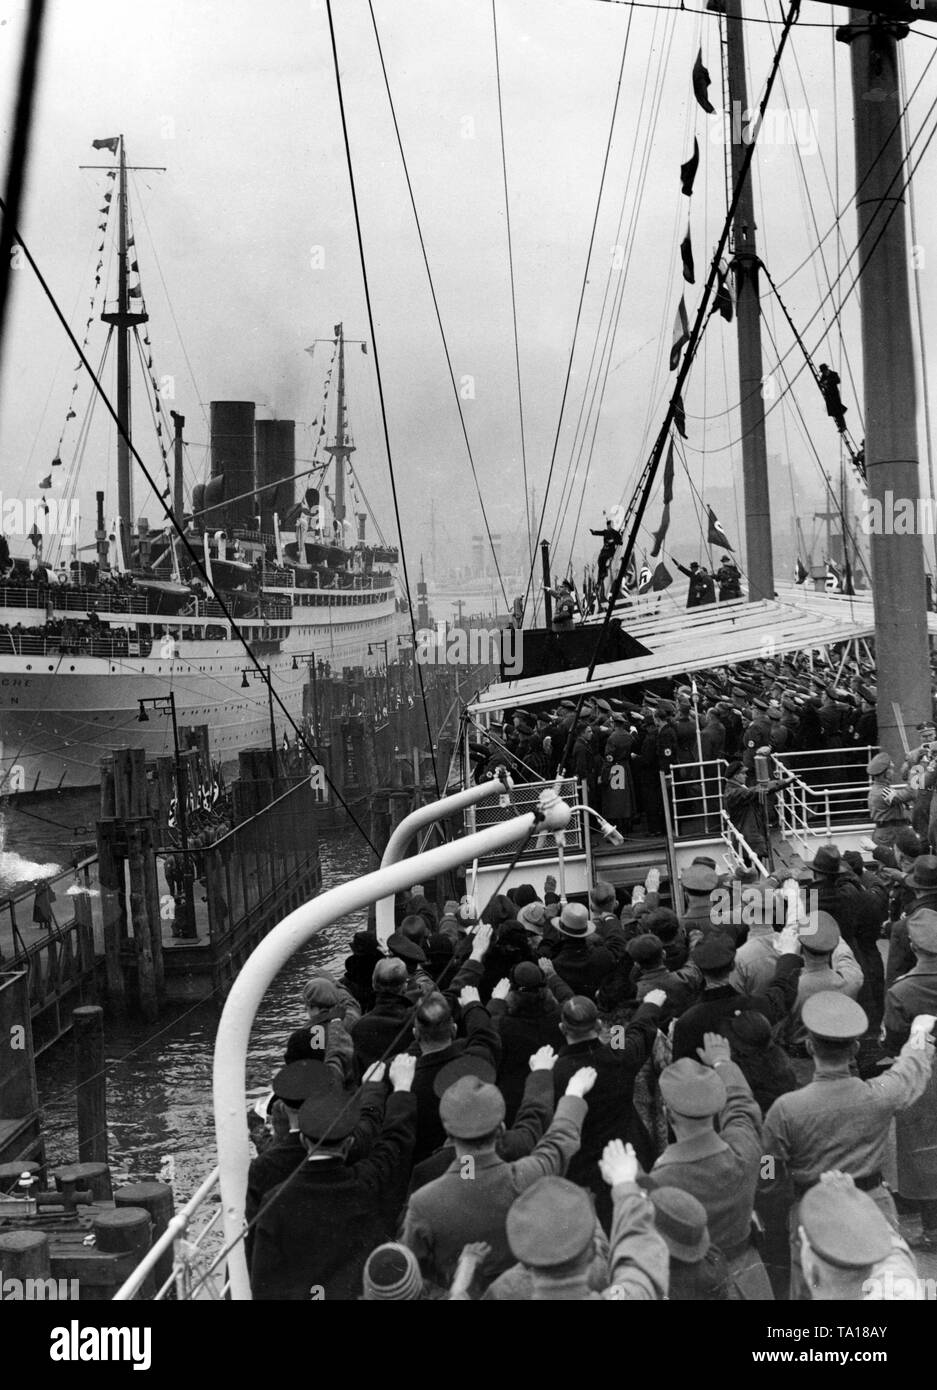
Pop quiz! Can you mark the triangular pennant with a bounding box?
[104,191,112,202]
[39,474,52,488]
[673,393,687,439]
[692,48,716,115]
[795,558,808,585]
[66,410,76,421]
[52,456,62,467]
[681,224,695,285]
[680,137,700,197]
[107,169,117,179]
[98,223,107,232]
[661,437,675,505]
[707,506,733,551]
[670,296,689,371]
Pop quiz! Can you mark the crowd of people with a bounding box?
[242,848,937,1301]
[468,652,887,848]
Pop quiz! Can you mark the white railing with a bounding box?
[666,757,727,840]
[469,776,584,861]
[113,1165,228,1302]
[718,809,770,879]
[771,747,874,849]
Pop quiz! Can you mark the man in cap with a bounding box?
[650,1187,729,1300]
[649,1031,773,1298]
[546,578,576,631]
[489,1140,669,1300]
[868,751,914,848]
[671,928,802,1062]
[884,907,937,1252]
[741,698,772,773]
[283,977,356,1076]
[626,934,701,1014]
[399,1060,596,1287]
[678,862,726,945]
[808,843,885,1034]
[250,1053,419,1300]
[408,1047,561,1191]
[885,852,937,990]
[552,990,666,1229]
[762,991,936,1297]
[715,555,742,602]
[790,910,863,1035]
[723,760,789,865]
[799,1171,916,1301]
[386,931,436,1002]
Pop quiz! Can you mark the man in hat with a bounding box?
[485,962,570,1121]
[250,1053,419,1300]
[546,578,576,631]
[542,902,618,998]
[552,991,666,1229]
[399,1062,596,1287]
[715,555,742,602]
[671,928,802,1062]
[723,759,792,864]
[339,930,384,1014]
[761,991,936,1297]
[798,1171,905,1301]
[786,913,863,1055]
[626,934,701,1014]
[868,752,914,848]
[284,977,358,1074]
[649,1032,773,1298]
[488,1140,669,1300]
[678,862,725,945]
[386,931,436,1003]
[884,907,937,1252]
[650,1187,729,1300]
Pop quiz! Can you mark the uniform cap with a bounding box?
[438,1074,506,1138]
[611,712,628,724]
[432,1055,497,1099]
[691,933,736,971]
[650,1187,710,1262]
[752,697,769,712]
[301,977,339,1009]
[298,1086,360,1140]
[506,1177,596,1267]
[627,934,665,967]
[801,991,868,1042]
[799,1183,894,1270]
[868,752,892,776]
[386,933,428,964]
[682,864,718,894]
[798,910,840,954]
[271,1060,332,1109]
[907,906,937,954]
[767,704,782,721]
[659,1058,727,1117]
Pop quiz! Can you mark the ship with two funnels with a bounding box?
[0,136,400,796]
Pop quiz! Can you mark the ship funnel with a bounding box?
[255,420,295,536]
[210,401,255,528]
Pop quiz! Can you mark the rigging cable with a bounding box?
[520,13,634,622]
[327,0,442,803]
[0,0,45,382]
[491,0,533,577]
[556,0,804,777]
[364,0,509,618]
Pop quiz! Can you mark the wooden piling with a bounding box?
[140,821,165,1001]
[114,1181,174,1291]
[126,823,158,1022]
[96,829,126,1006]
[0,1230,51,1281]
[74,1005,108,1165]
[92,1207,153,1299]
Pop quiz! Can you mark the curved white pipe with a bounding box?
[214,794,570,1299]
[375,779,507,942]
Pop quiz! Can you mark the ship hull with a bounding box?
[0,604,401,793]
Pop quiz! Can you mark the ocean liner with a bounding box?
[0,137,400,794]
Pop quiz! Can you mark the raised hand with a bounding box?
[565,1065,598,1098]
[696,1031,732,1069]
[362,1060,386,1084]
[529,1045,557,1072]
[643,988,667,1009]
[459,985,481,1009]
[388,1053,417,1091]
[490,978,512,1001]
[599,1138,638,1188]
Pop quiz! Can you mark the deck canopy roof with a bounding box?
[468,586,937,716]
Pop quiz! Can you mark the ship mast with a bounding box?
[101,137,149,561]
[722,0,775,602]
[326,322,355,531]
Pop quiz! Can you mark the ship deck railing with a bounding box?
[0,632,155,658]
[465,776,585,862]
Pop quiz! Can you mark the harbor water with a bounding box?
[1,791,371,1195]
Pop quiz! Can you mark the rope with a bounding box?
[324,0,443,806]
[0,0,46,381]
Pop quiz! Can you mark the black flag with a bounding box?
[680,138,700,197]
[681,224,695,285]
[692,49,716,115]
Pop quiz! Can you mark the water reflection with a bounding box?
[35,832,373,1196]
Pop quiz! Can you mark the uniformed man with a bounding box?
[868,751,915,848]
[742,698,772,772]
[649,1033,774,1299]
[546,579,576,632]
[671,931,802,1062]
[798,1171,906,1301]
[761,991,936,1298]
[716,555,742,602]
[884,907,937,1253]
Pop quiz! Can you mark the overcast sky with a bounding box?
[2,0,937,597]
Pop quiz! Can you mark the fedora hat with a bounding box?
[905,855,937,892]
[807,845,844,875]
[557,902,596,939]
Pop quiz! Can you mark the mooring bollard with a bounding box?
[114,1181,175,1293]
[92,1207,154,1300]
[73,1005,108,1165]
[53,1161,113,1202]
[0,1160,42,1194]
[0,1230,51,1283]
